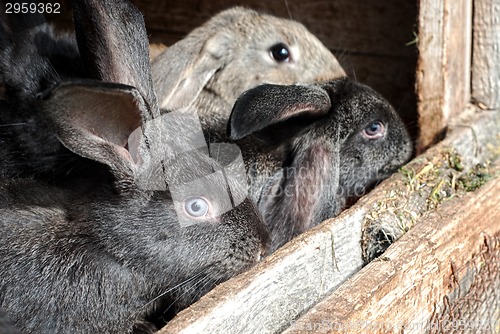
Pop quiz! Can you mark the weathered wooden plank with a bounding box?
[284,168,500,334]
[472,0,500,109]
[428,235,499,334]
[416,0,472,153]
[415,0,445,152]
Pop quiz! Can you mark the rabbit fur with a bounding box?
[152,7,346,139]
[0,0,156,183]
[0,0,269,333]
[0,309,19,334]
[0,10,96,182]
[228,78,413,252]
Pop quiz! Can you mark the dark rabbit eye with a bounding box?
[270,43,291,62]
[184,197,209,218]
[363,121,385,139]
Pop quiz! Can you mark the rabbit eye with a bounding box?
[269,43,291,63]
[184,197,209,218]
[363,121,385,139]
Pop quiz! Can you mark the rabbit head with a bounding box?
[228,78,413,252]
[152,7,345,136]
[0,0,269,332]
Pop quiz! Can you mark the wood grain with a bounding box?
[472,0,500,109]
[416,0,472,153]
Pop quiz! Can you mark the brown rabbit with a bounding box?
[151,7,345,138]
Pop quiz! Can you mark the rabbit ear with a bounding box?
[259,135,341,252]
[39,80,146,182]
[71,0,159,118]
[152,32,232,111]
[227,84,332,142]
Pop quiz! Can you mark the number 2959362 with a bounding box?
[5,2,61,14]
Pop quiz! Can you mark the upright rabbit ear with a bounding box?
[227,84,332,143]
[71,0,159,118]
[39,81,144,184]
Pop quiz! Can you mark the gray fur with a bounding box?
[0,309,19,334]
[0,0,158,182]
[0,1,269,333]
[0,19,86,181]
[228,78,413,252]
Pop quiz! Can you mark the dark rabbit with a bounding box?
[0,132,267,333]
[0,0,269,333]
[0,0,155,182]
[0,9,87,181]
[151,7,345,138]
[227,78,413,252]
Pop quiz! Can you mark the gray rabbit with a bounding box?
[227,79,413,252]
[0,0,269,333]
[151,7,346,138]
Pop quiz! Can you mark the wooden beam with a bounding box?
[284,168,500,334]
[416,0,472,152]
[472,0,500,109]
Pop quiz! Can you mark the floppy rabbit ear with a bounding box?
[152,32,232,111]
[72,0,159,118]
[151,7,244,110]
[227,84,332,142]
[39,80,145,183]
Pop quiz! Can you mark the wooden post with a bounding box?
[416,0,472,153]
[472,0,500,109]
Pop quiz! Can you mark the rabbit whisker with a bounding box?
[284,0,293,20]
[158,272,215,318]
[131,266,212,319]
[0,122,28,127]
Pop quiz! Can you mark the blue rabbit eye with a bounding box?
[184,197,209,218]
[270,43,291,63]
[363,121,385,139]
